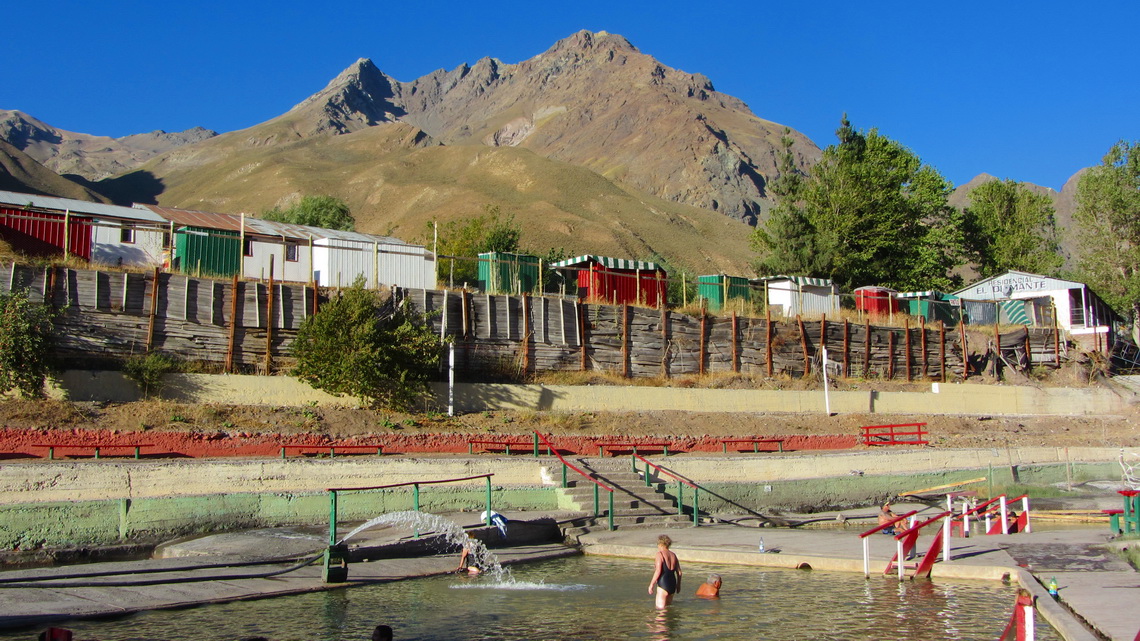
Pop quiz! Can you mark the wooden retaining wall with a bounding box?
[0,264,1068,382]
[400,288,1067,382]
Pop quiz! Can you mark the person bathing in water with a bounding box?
[455,533,481,575]
[648,534,682,608]
[695,573,721,599]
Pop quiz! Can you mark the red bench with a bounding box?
[596,441,671,457]
[721,438,784,453]
[279,444,383,458]
[468,439,549,455]
[33,442,154,460]
[861,423,929,446]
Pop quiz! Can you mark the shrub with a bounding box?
[0,290,55,399]
[123,352,178,398]
[291,279,442,409]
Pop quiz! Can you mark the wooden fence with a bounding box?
[401,288,1030,381]
[0,264,1070,381]
[1,264,314,371]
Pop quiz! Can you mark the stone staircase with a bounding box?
[558,458,697,540]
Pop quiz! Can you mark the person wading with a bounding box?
[648,534,682,609]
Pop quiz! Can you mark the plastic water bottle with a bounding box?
[758,537,766,553]
[1048,577,1058,599]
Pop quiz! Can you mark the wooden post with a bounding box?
[462,290,470,339]
[146,267,160,352]
[578,299,588,371]
[904,318,912,382]
[842,318,850,378]
[731,311,739,373]
[311,280,319,317]
[699,309,707,376]
[1053,310,1060,367]
[920,316,928,379]
[820,313,828,356]
[621,303,629,378]
[797,315,810,377]
[226,273,239,373]
[522,293,531,376]
[994,321,1001,378]
[765,307,773,377]
[44,267,56,309]
[265,256,275,374]
[1024,326,1032,371]
[939,321,947,382]
[661,306,670,379]
[961,319,969,380]
[887,330,895,380]
[864,319,872,378]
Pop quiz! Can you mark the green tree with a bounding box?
[753,116,964,291]
[963,179,1061,277]
[430,205,522,286]
[751,129,832,275]
[1073,140,1140,334]
[263,195,355,231]
[0,290,55,398]
[291,280,441,409]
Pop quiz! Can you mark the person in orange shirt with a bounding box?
[695,573,721,599]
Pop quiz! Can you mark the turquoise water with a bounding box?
[4,556,1057,640]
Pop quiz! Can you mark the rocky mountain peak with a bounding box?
[547,29,638,55]
[286,57,403,135]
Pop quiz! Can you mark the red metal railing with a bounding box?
[890,511,952,579]
[861,422,929,446]
[535,431,615,530]
[859,510,918,577]
[632,453,700,527]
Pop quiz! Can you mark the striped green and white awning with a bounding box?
[755,275,834,287]
[548,255,662,272]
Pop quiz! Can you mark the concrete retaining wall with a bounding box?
[49,371,1130,416]
[0,487,560,549]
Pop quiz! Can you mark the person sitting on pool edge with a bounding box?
[456,532,482,575]
[695,573,721,599]
[648,534,681,608]
[878,502,899,535]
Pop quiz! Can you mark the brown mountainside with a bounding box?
[0,139,109,202]
[283,31,820,224]
[0,110,216,181]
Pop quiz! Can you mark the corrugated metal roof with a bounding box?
[137,204,245,231]
[0,189,167,223]
[752,275,835,288]
[549,254,662,272]
[136,205,422,248]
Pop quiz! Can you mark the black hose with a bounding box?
[0,552,322,584]
[0,551,325,589]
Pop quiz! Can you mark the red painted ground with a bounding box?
[0,428,858,459]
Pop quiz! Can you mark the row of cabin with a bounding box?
[0,190,435,290]
[0,190,1123,343]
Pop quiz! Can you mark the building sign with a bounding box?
[970,274,1051,298]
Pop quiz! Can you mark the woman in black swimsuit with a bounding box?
[648,534,682,608]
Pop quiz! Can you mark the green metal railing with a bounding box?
[534,431,615,530]
[325,474,495,545]
[632,453,701,526]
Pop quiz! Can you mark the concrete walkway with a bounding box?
[1,509,1136,640]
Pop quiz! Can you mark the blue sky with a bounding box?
[3,0,1136,190]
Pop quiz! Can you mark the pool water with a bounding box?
[3,556,1057,641]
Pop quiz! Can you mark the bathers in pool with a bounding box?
[656,556,679,594]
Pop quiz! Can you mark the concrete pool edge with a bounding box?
[581,543,1099,641]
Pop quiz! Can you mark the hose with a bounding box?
[0,551,326,589]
